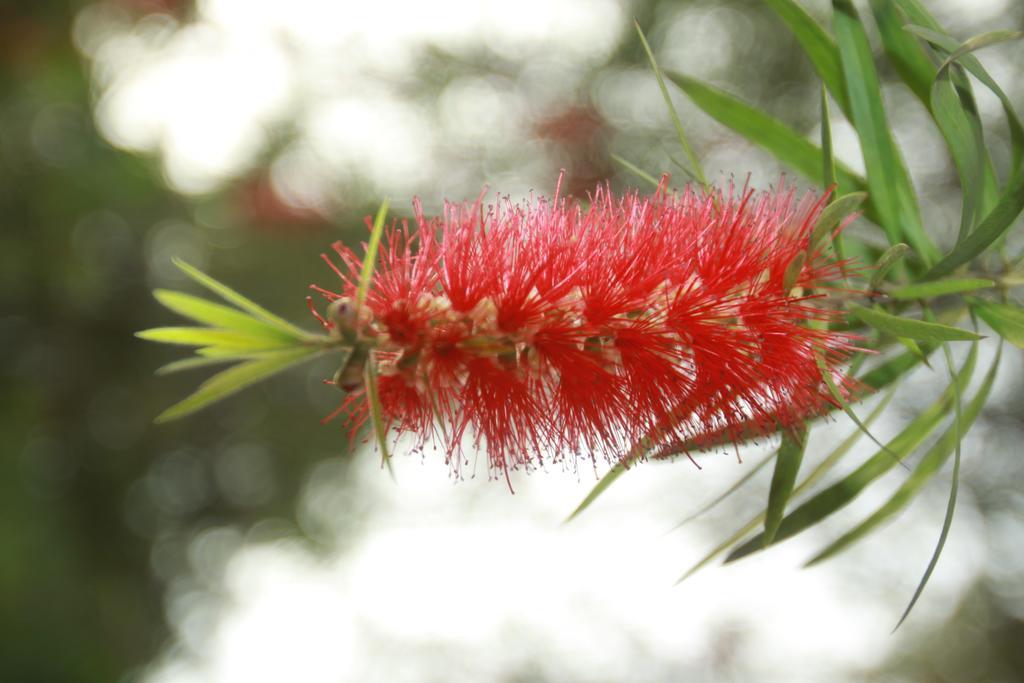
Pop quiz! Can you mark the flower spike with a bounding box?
[313,178,860,478]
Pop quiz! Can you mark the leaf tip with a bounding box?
[153,407,182,424]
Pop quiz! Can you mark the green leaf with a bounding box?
[155,346,322,422]
[869,243,912,290]
[972,300,1024,348]
[931,62,988,240]
[795,390,900,497]
[196,345,253,358]
[763,0,851,116]
[724,344,977,563]
[896,336,932,369]
[764,425,809,544]
[364,352,395,478]
[677,387,896,582]
[859,343,935,389]
[566,416,677,521]
[355,199,390,315]
[806,343,996,566]
[612,154,661,188]
[173,259,309,339]
[869,0,935,105]
[895,1,1001,218]
[889,278,995,299]
[810,192,867,254]
[893,0,943,33]
[832,0,938,263]
[673,450,777,530]
[635,22,706,188]
[155,353,259,375]
[678,514,761,584]
[821,85,836,191]
[849,303,982,341]
[819,87,847,260]
[782,252,806,293]
[666,72,872,216]
[817,353,899,462]
[926,172,1024,278]
[565,462,628,522]
[939,30,1024,69]
[894,341,974,629]
[153,290,301,341]
[906,24,1024,172]
[136,326,299,351]
[907,25,1024,276]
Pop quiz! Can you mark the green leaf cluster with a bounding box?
[589,0,1024,626]
[138,259,329,422]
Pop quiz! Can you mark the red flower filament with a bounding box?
[311,179,858,480]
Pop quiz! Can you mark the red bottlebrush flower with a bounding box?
[312,178,859,480]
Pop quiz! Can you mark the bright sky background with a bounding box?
[74,0,624,204]
[71,0,1023,681]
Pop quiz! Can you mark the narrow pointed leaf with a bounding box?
[893,0,996,211]
[849,304,981,341]
[926,172,1024,278]
[172,259,309,339]
[792,390,900,498]
[869,243,911,291]
[818,353,899,461]
[832,0,938,262]
[565,462,628,522]
[782,253,806,294]
[869,0,935,105]
[906,24,1024,171]
[807,344,997,565]
[893,0,942,32]
[612,154,660,188]
[894,341,974,629]
[939,30,1024,69]
[364,353,395,478]
[155,353,262,375]
[972,300,1024,348]
[764,426,809,543]
[678,388,896,581]
[931,62,988,239]
[155,346,321,422]
[820,85,846,260]
[763,0,850,116]
[859,343,935,389]
[907,25,1024,277]
[725,345,977,562]
[897,337,932,369]
[889,278,994,299]
[136,327,299,351]
[355,199,390,314]
[678,515,762,584]
[196,345,254,358]
[635,23,706,187]
[821,85,837,190]
[673,451,777,529]
[896,2,1001,213]
[667,72,874,221]
[810,192,867,253]
[153,290,301,341]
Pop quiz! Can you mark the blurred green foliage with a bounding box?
[0,2,357,680]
